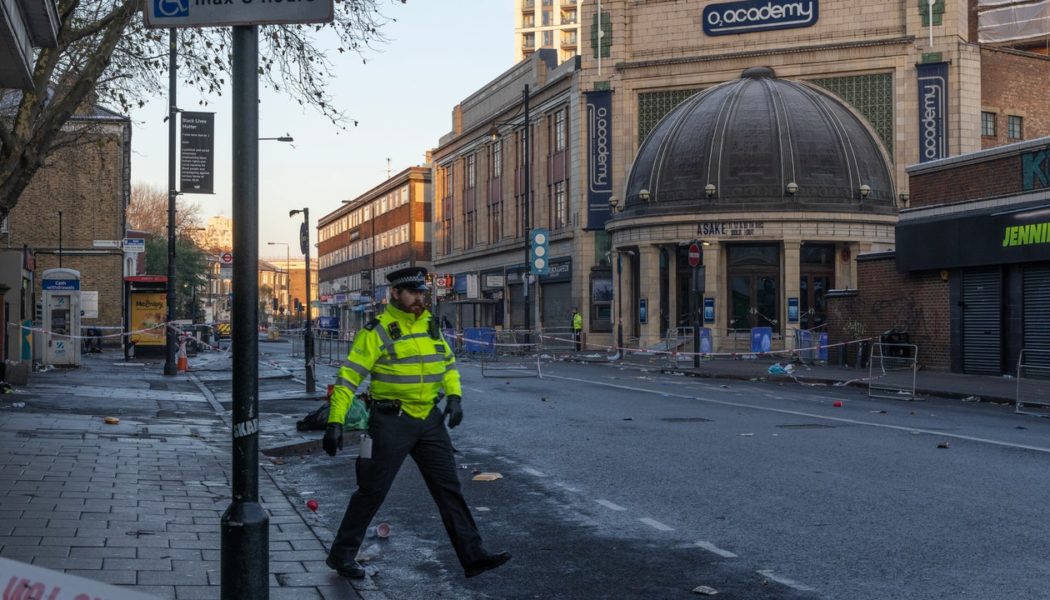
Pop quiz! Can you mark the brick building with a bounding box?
[1,103,131,342]
[317,166,431,334]
[829,136,1050,374]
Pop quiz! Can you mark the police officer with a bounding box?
[323,266,511,579]
[571,307,583,351]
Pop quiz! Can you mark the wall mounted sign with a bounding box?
[696,221,765,236]
[639,298,648,324]
[916,62,949,163]
[703,298,716,323]
[1022,145,1050,191]
[787,297,799,322]
[702,0,819,36]
[585,91,613,230]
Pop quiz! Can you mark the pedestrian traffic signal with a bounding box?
[529,228,550,275]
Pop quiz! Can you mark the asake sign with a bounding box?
[144,0,333,28]
[703,0,818,36]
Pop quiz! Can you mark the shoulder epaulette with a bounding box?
[363,318,380,331]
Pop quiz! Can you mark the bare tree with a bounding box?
[127,181,202,236]
[0,0,402,218]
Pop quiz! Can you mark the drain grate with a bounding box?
[660,417,713,423]
[776,423,834,429]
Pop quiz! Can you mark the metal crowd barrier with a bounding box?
[1016,349,1050,417]
[868,342,919,401]
[480,329,541,378]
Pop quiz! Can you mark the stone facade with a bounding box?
[574,0,1050,352]
[1,113,130,334]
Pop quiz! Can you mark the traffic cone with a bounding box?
[177,340,189,372]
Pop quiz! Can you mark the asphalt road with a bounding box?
[248,340,1050,600]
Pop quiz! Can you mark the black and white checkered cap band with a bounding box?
[391,274,427,287]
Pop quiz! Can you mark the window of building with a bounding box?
[542,30,553,46]
[465,210,477,249]
[466,153,476,189]
[1008,115,1024,140]
[443,166,453,198]
[553,180,567,229]
[542,9,552,26]
[554,109,566,152]
[491,140,502,178]
[489,200,502,243]
[442,218,452,255]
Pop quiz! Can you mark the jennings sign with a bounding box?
[585,90,613,231]
[917,62,949,163]
[703,0,818,36]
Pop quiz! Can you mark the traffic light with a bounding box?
[529,228,550,275]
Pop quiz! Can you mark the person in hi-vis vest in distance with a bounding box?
[323,266,511,580]
[571,307,583,352]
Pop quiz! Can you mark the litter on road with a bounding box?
[692,585,719,595]
[472,472,503,481]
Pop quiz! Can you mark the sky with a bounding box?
[129,0,514,260]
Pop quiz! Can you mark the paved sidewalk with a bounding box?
[0,351,369,600]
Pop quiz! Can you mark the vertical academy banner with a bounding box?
[585,90,613,230]
[917,62,949,163]
[180,112,215,193]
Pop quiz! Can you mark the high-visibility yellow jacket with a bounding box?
[572,312,583,331]
[328,303,461,423]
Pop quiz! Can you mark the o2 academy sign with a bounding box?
[703,0,819,36]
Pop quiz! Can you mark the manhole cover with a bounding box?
[660,417,712,423]
[776,423,834,429]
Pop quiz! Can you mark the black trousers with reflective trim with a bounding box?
[328,405,486,568]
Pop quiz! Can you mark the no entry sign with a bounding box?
[688,243,702,267]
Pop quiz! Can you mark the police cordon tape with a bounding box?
[441,330,874,361]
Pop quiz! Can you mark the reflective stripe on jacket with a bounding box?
[328,304,461,423]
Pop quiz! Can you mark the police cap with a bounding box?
[387,266,429,291]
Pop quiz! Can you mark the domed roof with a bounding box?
[623,67,895,215]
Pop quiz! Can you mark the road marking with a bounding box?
[639,517,674,531]
[466,386,487,394]
[757,569,817,592]
[695,541,738,558]
[495,456,517,464]
[555,482,580,492]
[595,499,626,511]
[522,467,546,477]
[543,373,1050,455]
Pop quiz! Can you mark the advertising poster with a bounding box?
[131,293,167,346]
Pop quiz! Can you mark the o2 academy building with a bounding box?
[583,0,1050,351]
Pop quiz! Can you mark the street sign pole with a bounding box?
[688,242,703,368]
[164,28,178,377]
[220,24,268,600]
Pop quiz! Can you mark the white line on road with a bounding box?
[542,373,1050,455]
[555,482,580,492]
[757,569,817,592]
[695,541,738,558]
[522,467,546,477]
[639,517,674,531]
[595,499,626,511]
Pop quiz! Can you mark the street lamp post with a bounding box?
[267,241,290,328]
[289,208,315,393]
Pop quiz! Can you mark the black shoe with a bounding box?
[465,551,511,578]
[326,556,366,579]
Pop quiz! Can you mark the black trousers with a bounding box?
[573,330,582,351]
[329,405,486,568]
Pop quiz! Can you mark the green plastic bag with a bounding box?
[343,398,370,431]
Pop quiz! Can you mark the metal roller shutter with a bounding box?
[962,268,1002,375]
[1023,266,1050,375]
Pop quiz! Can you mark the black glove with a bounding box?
[323,424,343,457]
[444,395,463,429]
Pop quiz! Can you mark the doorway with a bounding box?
[727,245,779,332]
[799,243,835,331]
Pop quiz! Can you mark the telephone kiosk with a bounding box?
[41,268,81,367]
